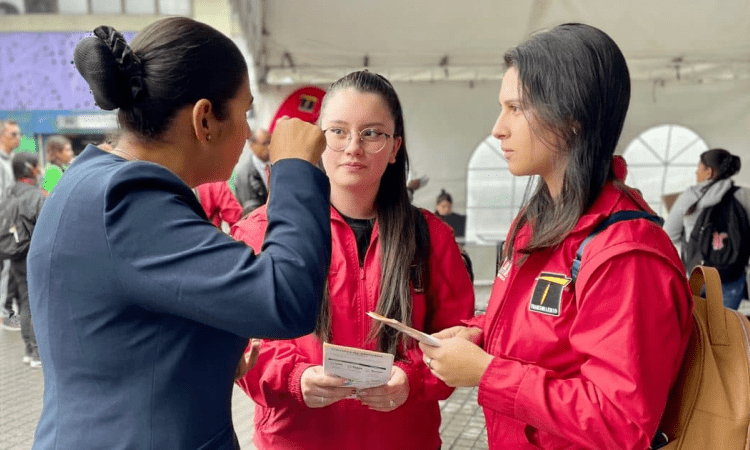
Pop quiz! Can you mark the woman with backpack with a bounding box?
[419,24,693,450]
[231,70,475,450]
[664,148,750,309]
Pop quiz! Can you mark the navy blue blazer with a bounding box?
[28,145,331,449]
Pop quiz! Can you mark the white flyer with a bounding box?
[366,311,443,347]
[322,342,394,389]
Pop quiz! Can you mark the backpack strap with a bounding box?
[570,210,664,282]
[411,207,431,293]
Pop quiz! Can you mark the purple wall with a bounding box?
[0,31,136,110]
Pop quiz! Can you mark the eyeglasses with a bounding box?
[323,127,393,154]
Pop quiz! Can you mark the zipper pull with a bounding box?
[9,225,18,243]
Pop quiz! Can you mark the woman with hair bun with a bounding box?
[664,148,750,309]
[28,17,331,450]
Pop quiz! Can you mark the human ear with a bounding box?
[389,137,402,164]
[192,99,215,143]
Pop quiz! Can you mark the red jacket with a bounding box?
[469,177,692,449]
[194,181,243,228]
[232,206,475,450]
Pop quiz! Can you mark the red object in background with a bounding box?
[268,86,326,133]
[194,181,243,229]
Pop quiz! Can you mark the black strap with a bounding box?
[570,210,664,282]
[411,208,431,293]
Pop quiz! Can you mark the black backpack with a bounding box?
[681,185,750,281]
[0,189,33,259]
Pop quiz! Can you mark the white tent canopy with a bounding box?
[232,0,750,85]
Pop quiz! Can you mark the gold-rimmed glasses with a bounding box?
[322,127,393,154]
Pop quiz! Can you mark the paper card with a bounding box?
[322,342,394,389]
[366,311,443,347]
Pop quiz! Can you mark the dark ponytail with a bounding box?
[74,17,248,140]
[686,148,741,215]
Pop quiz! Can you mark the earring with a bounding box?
[206,134,212,142]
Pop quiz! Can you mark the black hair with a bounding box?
[686,148,742,215]
[318,70,425,356]
[74,17,248,140]
[503,23,631,260]
[12,152,39,180]
[436,189,453,205]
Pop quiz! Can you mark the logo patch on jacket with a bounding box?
[497,258,512,281]
[529,272,571,316]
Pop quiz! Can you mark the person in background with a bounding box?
[434,189,466,238]
[8,152,46,367]
[28,18,331,450]
[434,189,473,281]
[41,135,74,194]
[420,23,692,450]
[663,148,750,309]
[0,118,21,331]
[232,70,475,450]
[234,128,271,215]
[194,181,243,230]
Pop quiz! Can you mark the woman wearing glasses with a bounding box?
[232,70,475,450]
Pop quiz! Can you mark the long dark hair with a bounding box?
[317,71,425,356]
[74,17,247,141]
[503,23,631,261]
[686,148,742,215]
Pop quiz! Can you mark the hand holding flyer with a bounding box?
[322,343,393,389]
[366,311,443,347]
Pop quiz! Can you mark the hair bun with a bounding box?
[74,26,144,111]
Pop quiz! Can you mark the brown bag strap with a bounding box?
[689,266,729,346]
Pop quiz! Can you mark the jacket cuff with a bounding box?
[394,359,423,400]
[288,362,316,405]
[477,356,528,418]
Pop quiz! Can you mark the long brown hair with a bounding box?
[502,24,631,262]
[316,71,426,357]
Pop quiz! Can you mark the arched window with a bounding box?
[622,125,708,216]
[465,135,535,244]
